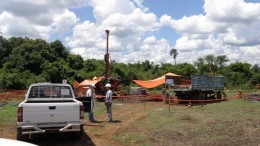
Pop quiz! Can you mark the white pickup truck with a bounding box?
[16,83,89,141]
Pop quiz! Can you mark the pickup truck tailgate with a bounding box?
[22,102,80,124]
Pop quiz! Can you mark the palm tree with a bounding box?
[170,48,178,65]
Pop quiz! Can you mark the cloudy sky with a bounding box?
[0,0,259,65]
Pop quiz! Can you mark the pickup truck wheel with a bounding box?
[16,128,29,141]
[73,125,84,139]
[73,130,83,139]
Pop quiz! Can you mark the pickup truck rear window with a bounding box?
[29,86,72,98]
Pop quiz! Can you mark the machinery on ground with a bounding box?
[92,30,122,96]
[170,75,227,103]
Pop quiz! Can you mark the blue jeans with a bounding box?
[88,111,94,121]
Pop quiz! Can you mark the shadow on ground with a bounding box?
[111,120,121,123]
[28,132,95,146]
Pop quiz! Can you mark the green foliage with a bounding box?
[172,63,197,76]
[224,62,253,87]
[0,36,258,89]
[194,54,229,74]
[250,73,260,86]
[0,37,77,89]
[67,54,84,70]
[50,40,69,59]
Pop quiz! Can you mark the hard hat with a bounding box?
[105,83,111,88]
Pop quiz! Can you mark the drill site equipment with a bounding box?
[172,75,227,103]
[74,30,122,97]
[133,73,227,104]
[104,30,110,79]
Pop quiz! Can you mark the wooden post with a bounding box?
[143,96,146,111]
[243,96,245,111]
[168,85,171,112]
[165,75,174,112]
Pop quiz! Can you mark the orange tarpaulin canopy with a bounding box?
[73,80,80,88]
[73,76,104,96]
[80,79,100,86]
[133,72,180,89]
[73,76,104,89]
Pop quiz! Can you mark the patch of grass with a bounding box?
[191,125,201,134]
[0,102,19,126]
[86,102,121,118]
[113,96,260,146]
[225,89,259,97]
[113,132,148,145]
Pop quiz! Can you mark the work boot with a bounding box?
[90,120,97,123]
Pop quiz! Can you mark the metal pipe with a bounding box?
[106,30,110,55]
[105,30,110,79]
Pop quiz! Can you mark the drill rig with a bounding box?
[94,30,121,96]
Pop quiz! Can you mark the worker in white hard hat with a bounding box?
[104,83,113,122]
[86,84,96,122]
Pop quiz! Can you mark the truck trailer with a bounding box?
[171,75,226,103]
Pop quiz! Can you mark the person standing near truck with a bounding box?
[104,83,113,122]
[86,84,96,122]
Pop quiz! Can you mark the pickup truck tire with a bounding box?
[73,125,84,139]
[16,128,29,141]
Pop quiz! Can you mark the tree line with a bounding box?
[0,36,259,90]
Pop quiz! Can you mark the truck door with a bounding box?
[74,85,93,112]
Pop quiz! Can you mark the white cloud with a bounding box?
[204,0,260,22]
[160,14,227,37]
[132,0,149,12]
[66,21,103,48]
[174,15,227,35]
[167,0,260,65]
[240,45,260,64]
[0,0,83,39]
[143,36,156,44]
[0,11,51,39]
[175,36,205,52]
[53,9,79,34]
[102,8,159,34]
[0,0,259,65]
[221,20,260,46]
[160,14,176,27]
[121,37,173,63]
[67,0,260,65]
[87,0,135,23]
[67,6,162,63]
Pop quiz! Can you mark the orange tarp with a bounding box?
[80,79,100,86]
[73,76,104,89]
[73,77,104,96]
[73,80,80,88]
[133,72,179,88]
